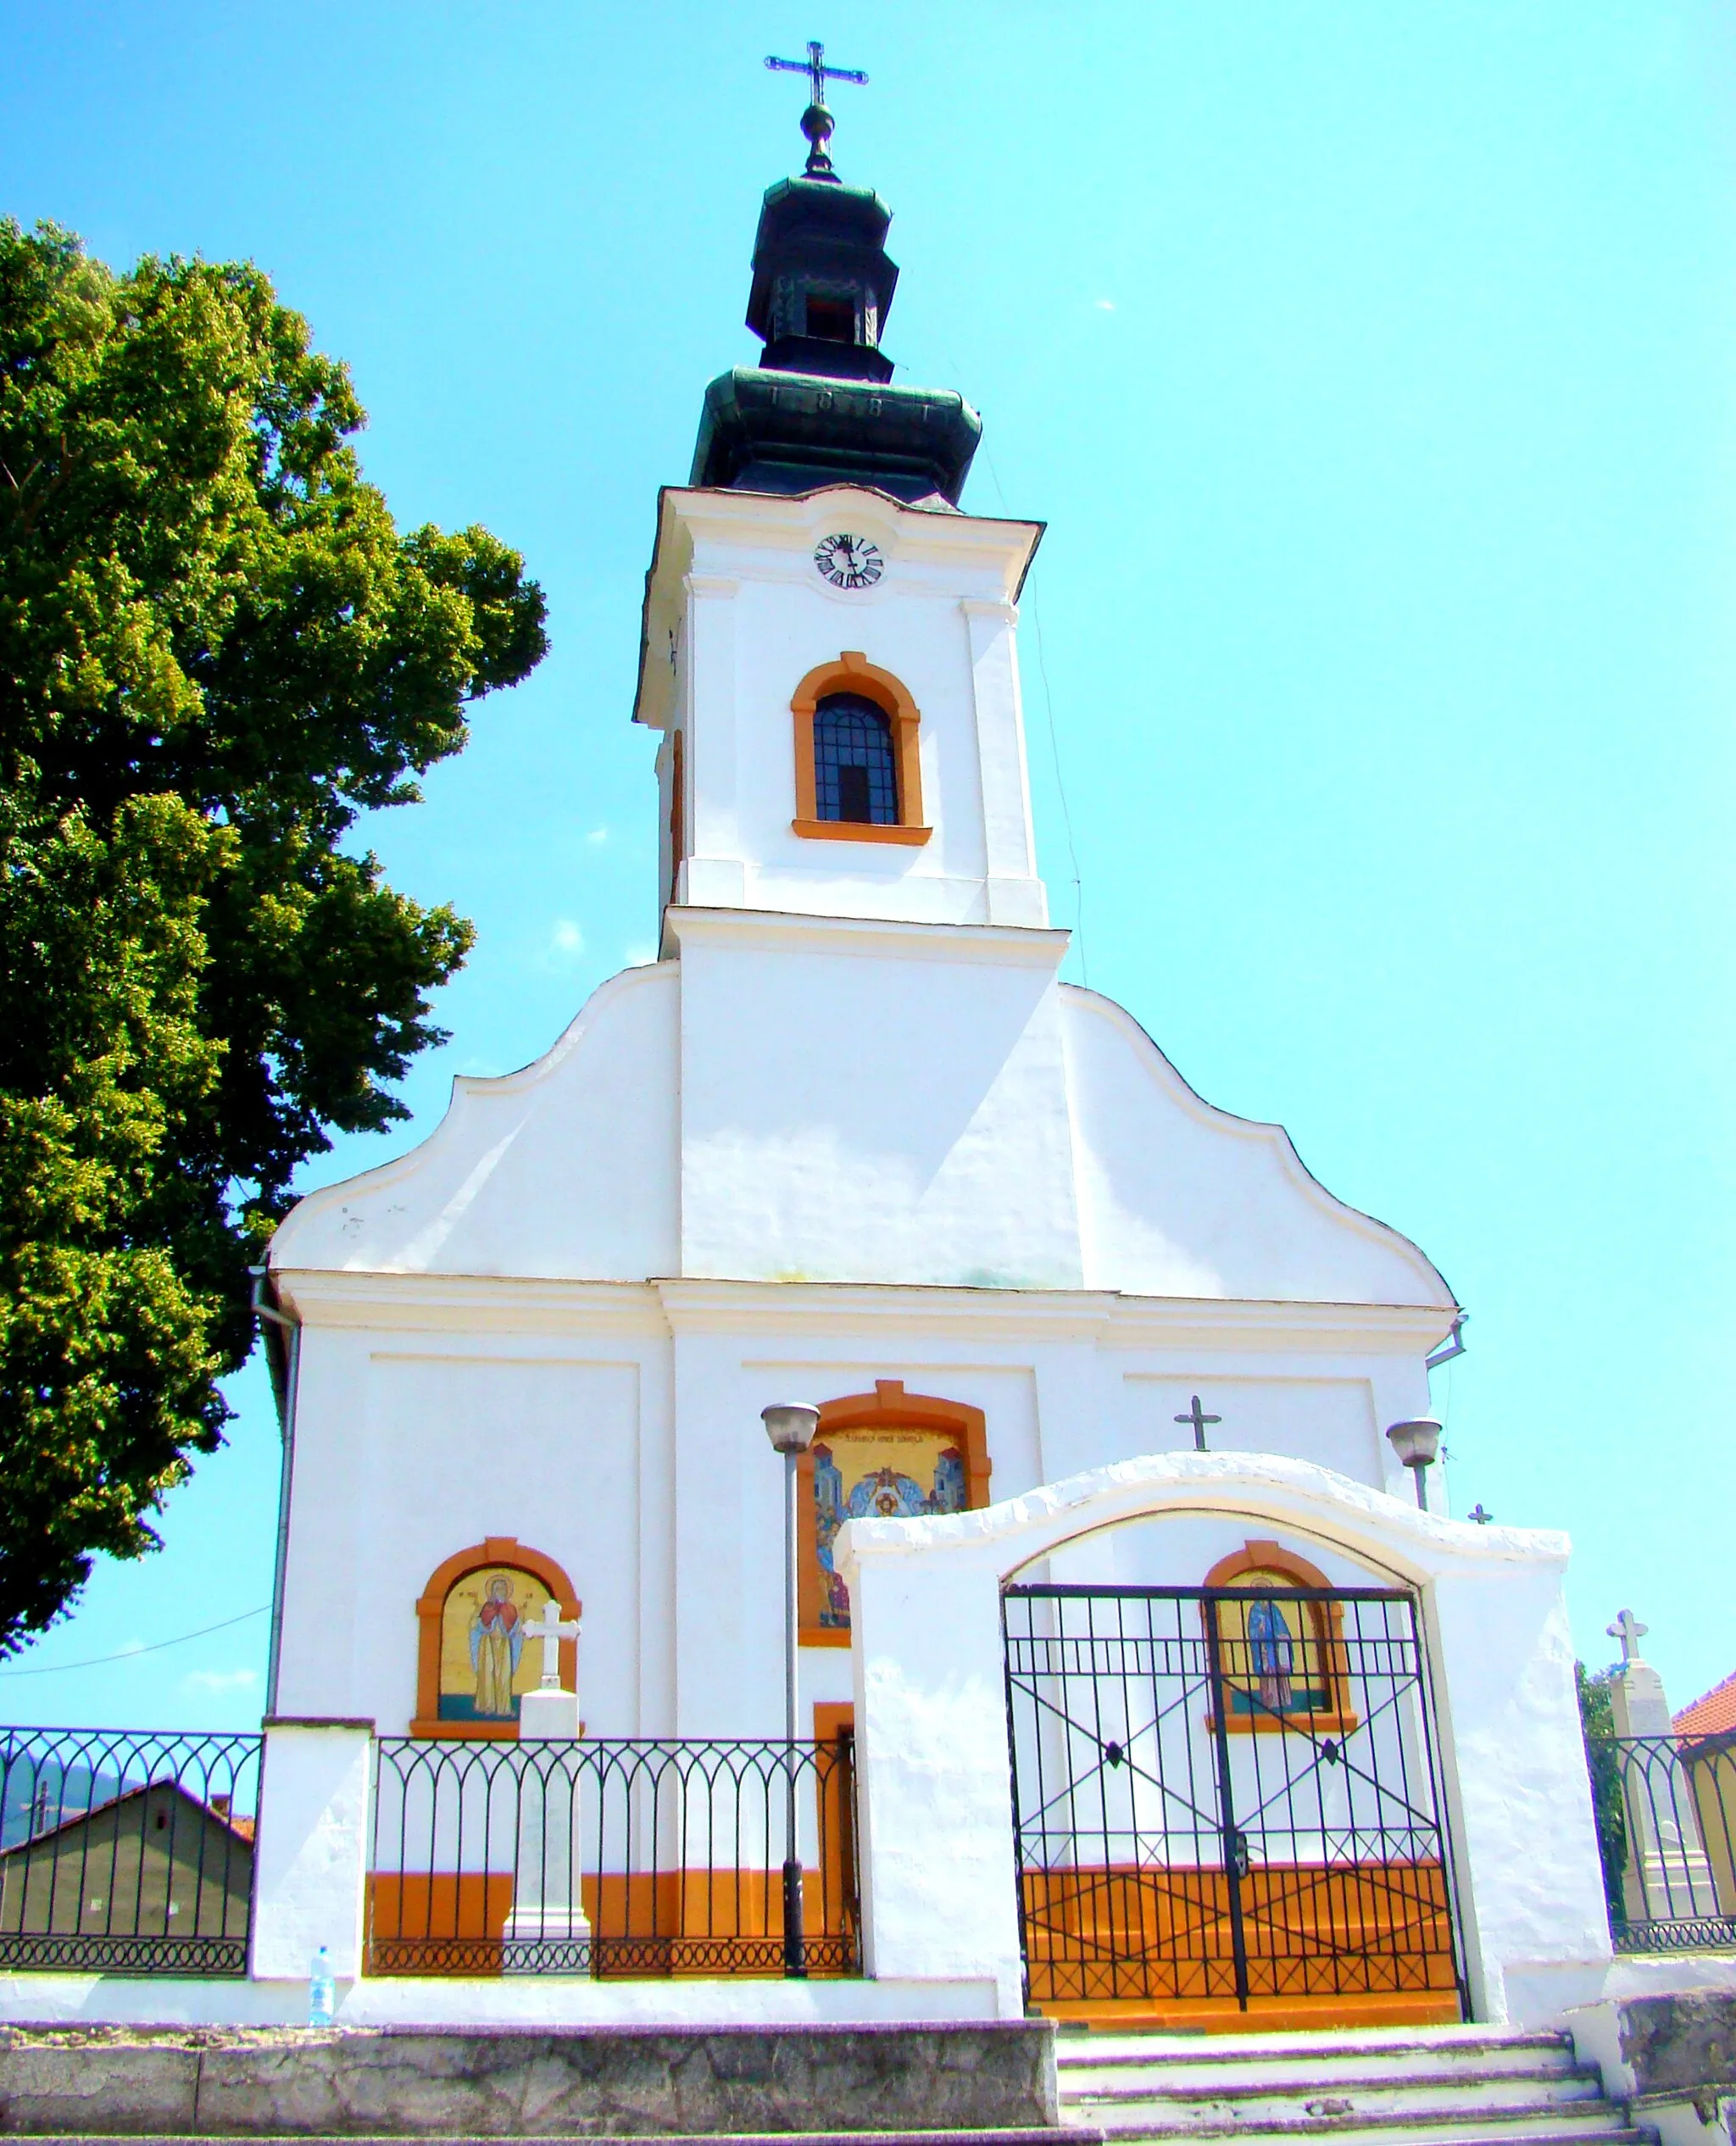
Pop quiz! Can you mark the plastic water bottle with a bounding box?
[308,1945,335,2027]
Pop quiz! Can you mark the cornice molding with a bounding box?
[653,1277,1457,1353]
[663,904,1070,968]
[272,1270,670,1337]
[270,1265,1455,1355]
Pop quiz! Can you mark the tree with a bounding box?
[0,220,548,1653]
[1577,1660,1628,1926]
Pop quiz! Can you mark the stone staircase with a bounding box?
[1054,2026,1650,2146]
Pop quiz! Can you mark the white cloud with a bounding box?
[584,826,609,846]
[623,942,658,968]
[1094,299,1116,311]
[549,919,585,959]
[184,1667,260,1695]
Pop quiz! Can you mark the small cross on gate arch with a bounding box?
[1175,1394,1221,1453]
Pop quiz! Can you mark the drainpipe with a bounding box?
[249,1264,301,1718]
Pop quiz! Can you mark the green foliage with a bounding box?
[0,219,548,1653]
[1577,1660,1628,1926]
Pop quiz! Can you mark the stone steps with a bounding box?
[1055,2027,1641,2146]
[19,2135,1109,2146]
[1062,2034,1582,2092]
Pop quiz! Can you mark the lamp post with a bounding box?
[1385,1418,1443,1508]
[761,1402,820,1976]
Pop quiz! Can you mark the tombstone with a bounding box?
[1605,1610,1719,1925]
[501,1599,591,1971]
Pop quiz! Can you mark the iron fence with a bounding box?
[0,1727,260,1974]
[370,1732,860,1977]
[1585,1731,1736,1951]
[1003,1584,1466,2017]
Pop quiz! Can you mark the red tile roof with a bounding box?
[1675,1669,1736,1739]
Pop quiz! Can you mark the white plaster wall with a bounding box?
[1120,1373,1387,1482]
[268,965,678,1281]
[250,1724,372,1982]
[264,928,1455,1349]
[638,486,1048,932]
[1045,1507,1396,1591]
[1062,987,1453,1308]
[275,1331,658,1736]
[270,1276,1456,1744]
[672,912,1083,1289]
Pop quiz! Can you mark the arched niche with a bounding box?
[411,1537,580,1740]
[1202,1537,1359,1737]
[799,1379,989,1645]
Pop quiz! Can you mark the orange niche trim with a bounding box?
[790,652,929,843]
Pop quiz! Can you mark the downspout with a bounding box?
[249,1264,302,1717]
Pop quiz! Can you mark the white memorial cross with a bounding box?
[504,1597,589,1971]
[521,1598,582,1691]
[1607,1608,1649,1664]
[1604,1607,1718,1922]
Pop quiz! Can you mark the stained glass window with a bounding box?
[814,693,898,825]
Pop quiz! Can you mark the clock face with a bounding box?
[813,532,884,591]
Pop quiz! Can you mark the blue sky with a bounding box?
[2,1,1732,1730]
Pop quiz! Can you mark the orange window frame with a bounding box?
[790,652,930,846]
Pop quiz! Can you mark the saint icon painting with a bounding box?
[810,1431,968,1634]
[437,1566,554,1722]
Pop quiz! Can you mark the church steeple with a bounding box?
[689,60,982,507]
[746,178,898,386]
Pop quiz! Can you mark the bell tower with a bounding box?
[634,99,1049,937]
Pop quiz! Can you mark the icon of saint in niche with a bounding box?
[470,1574,525,1718]
[812,1445,852,1628]
[1246,1596,1294,1716]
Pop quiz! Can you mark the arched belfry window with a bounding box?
[815,694,897,825]
[790,652,930,846]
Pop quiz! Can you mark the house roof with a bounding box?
[1674,1669,1736,1740]
[0,1778,254,1855]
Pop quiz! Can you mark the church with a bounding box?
[258,79,1612,2036]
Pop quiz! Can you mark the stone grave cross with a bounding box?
[1607,1608,1649,1664]
[521,1598,581,1691]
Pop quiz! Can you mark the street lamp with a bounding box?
[1385,1418,1443,1508]
[762,1402,820,1976]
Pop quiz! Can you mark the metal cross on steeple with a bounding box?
[1607,1607,1649,1665]
[765,41,869,181]
[1175,1395,1221,1454]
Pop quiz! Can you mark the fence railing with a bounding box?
[0,1727,261,1975]
[369,1732,860,1977]
[1585,1731,1736,1951]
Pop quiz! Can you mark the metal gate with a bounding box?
[1002,1583,1466,2016]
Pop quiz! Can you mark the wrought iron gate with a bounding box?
[1002,1583,1466,2015]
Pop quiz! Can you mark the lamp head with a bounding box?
[761,1403,821,1456]
[1385,1418,1443,1472]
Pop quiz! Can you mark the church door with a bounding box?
[1001,1581,1466,2027]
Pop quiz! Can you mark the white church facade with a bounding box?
[246,113,1616,2034]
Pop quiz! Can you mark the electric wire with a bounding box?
[0,1605,269,1676]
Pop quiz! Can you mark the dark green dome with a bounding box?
[690,158,982,505]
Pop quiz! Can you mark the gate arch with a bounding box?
[836,1449,1609,2026]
